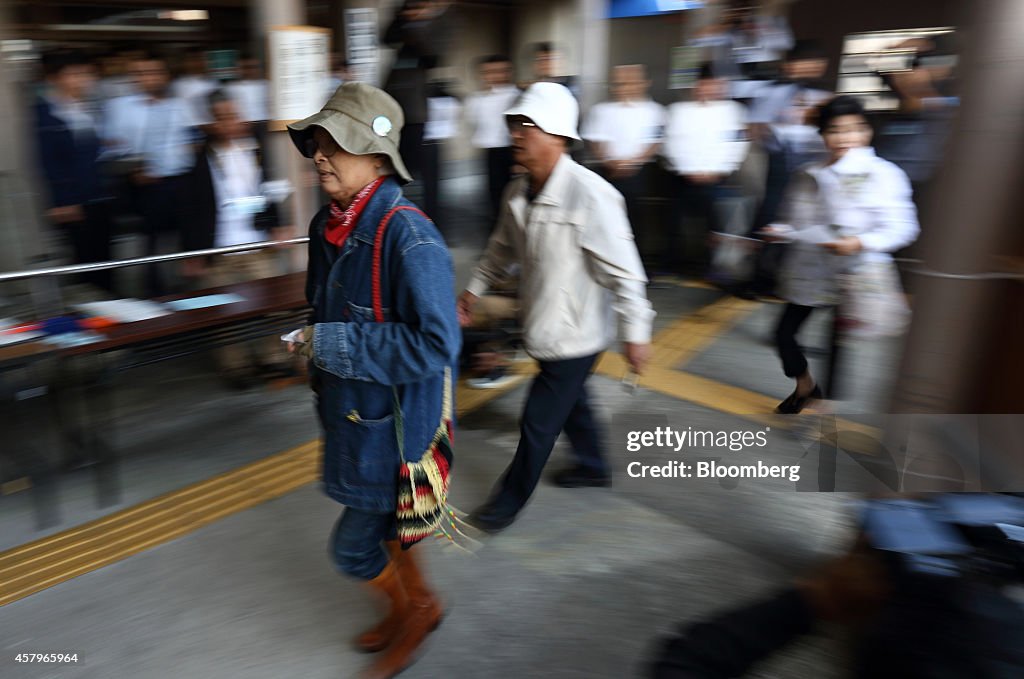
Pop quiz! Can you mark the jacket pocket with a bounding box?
[347,301,391,323]
[336,412,400,488]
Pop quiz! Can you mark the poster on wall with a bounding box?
[268,26,331,129]
[345,8,379,86]
[669,45,701,89]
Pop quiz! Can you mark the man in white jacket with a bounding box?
[458,82,655,532]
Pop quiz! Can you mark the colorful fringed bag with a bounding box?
[371,207,472,551]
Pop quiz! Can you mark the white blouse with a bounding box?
[774,146,920,307]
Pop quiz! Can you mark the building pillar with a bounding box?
[891,0,1024,414]
[0,0,46,288]
[576,0,610,113]
[252,0,318,259]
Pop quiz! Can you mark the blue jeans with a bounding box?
[330,508,397,580]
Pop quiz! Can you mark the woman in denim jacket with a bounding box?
[287,83,460,679]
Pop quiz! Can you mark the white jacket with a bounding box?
[467,154,655,360]
[776,146,920,307]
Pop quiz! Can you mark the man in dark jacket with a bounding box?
[181,90,291,388]
[33,49,115,293]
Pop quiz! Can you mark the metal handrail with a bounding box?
[0,238,310,283]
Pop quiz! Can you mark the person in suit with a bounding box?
[33,49,115,293]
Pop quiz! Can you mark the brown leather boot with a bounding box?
[362,546,443,679]
[356,558,408,654]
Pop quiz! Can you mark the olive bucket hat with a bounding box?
[287,82,413,184]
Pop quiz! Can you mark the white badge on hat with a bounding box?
[372,116,393,137]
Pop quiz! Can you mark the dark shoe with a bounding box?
[466,504,517,534]
[551,465,611,488]
[775,385,823,414]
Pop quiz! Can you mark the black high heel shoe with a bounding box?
[776,384,823,414]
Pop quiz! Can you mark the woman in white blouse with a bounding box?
[762,96,920,413]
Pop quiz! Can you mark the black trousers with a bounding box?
[65,200,115,293]
[485,146,513,221]
[488,352,605,518]
[608,167,648,263]
[667,176,723,274]
[774,303,842,398]
[138,176,185,297]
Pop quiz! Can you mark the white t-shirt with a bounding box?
[464,85,520,149]
[581,100,666,161]
[663,100,750,175]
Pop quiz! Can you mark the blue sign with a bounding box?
[609,0,704,19]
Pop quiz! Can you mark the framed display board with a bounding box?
[268,25,331,131]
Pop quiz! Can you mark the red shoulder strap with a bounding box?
[372,206,429,323]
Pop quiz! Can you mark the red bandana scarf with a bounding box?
[324,176,387,248]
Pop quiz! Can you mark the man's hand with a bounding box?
[46,205,85,224]
[686,172,723,186]
[269,226,294,248]
[607,159,641,180]
[623,342,651,375]
[821,236,862,256]
[457,290,478,328]
[132,171,157,186]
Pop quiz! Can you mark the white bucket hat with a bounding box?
[504,82,581,141]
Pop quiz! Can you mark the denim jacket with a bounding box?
[306,178,460,512]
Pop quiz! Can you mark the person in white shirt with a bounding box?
[103,52,198,295]
[662,64,750,273]
[464,55,520,219]
[762,96,920,413]
[181,92,290,388]
[422,80,462,224]
[227,56,269,124]
[582,64,665,266]
[172,48,218,125]
[459,83,655,532]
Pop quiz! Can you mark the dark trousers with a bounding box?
[65,200,115,293]
[489,352,605,518]
[422,140,441,224]
[667,176,723,274]
[775,303,842,398]
[485,147,513,221]
[138,176,185,297]
[608,168,647,264]
[330,507,397,580]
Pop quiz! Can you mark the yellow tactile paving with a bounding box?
[0,290,877,606]
[0,443,320,607]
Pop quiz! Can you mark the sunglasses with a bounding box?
[303,134,341,159]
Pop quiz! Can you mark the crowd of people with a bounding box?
[18,2,995,678]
